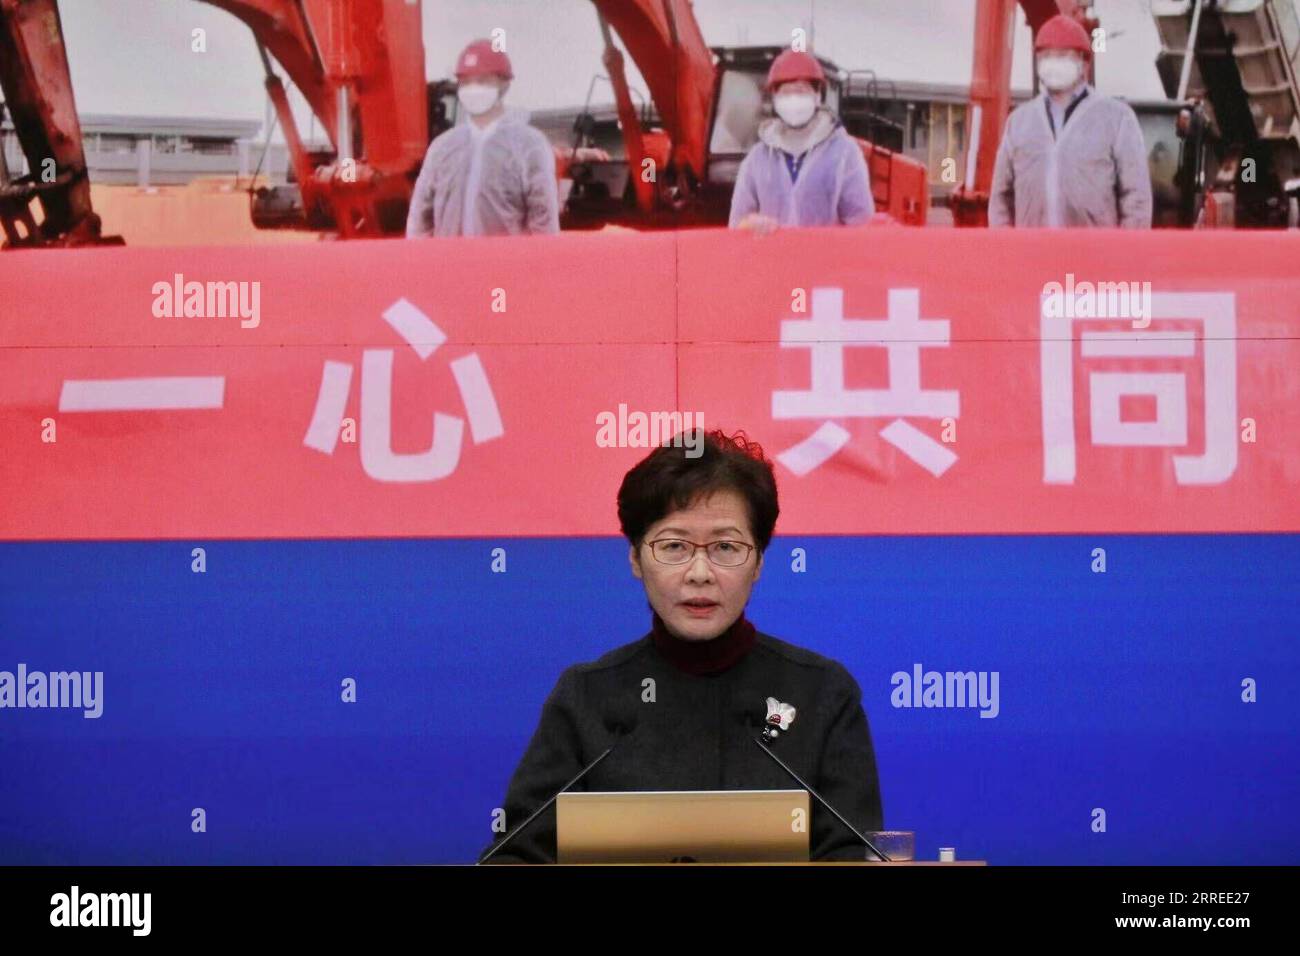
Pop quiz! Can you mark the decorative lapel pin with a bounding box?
[761,696,797,742]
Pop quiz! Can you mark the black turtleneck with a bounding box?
[650,610,757,676]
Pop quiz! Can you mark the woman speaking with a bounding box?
[479,429,883,862]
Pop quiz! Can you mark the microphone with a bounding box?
[476,707,639,864]
[734,703,892,862]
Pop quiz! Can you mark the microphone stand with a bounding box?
[749,734,892,862]
[476,743,619,865]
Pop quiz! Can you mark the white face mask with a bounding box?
[773,92,817,128]
[457,83,500,117]
[1037,55,1082,92]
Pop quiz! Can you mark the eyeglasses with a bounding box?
[644,538,756,568]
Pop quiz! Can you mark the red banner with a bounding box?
[2,227,1297,539]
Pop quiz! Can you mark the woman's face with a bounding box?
[629,488,764,641]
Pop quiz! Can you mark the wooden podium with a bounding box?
[555,860,986,865]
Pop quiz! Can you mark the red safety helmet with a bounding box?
[454,39,514,81]
[1034,14,1093,59]
[765,49,825,92]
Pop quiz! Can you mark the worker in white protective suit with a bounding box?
[406,39,559,237]
[989,14,1152,228]
[729,50,874,233]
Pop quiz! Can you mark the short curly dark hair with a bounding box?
[617,428,779,554]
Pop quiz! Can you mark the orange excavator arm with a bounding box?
[0,0,119,245]
[205,0,427,237]
[589,0,716,190]
[1,0,427,245]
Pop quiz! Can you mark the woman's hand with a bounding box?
[736,212,779,235]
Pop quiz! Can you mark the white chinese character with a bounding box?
[772,287,959,477]
[1041,292,1237,485]
[304,297,503,482]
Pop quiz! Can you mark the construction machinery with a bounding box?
[2,0,428,244]
[0,0,120,245]
[24,0,1297,240]
[0,0,928,247]
[952,0,1300,227]
[1152,0,1300,227]
[561,39,927,229]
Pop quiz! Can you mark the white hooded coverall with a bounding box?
[989,86,1152,228]
[406,109,559,238]
[729,109,875,228]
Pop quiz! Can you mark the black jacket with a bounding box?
[478,626,884,862]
